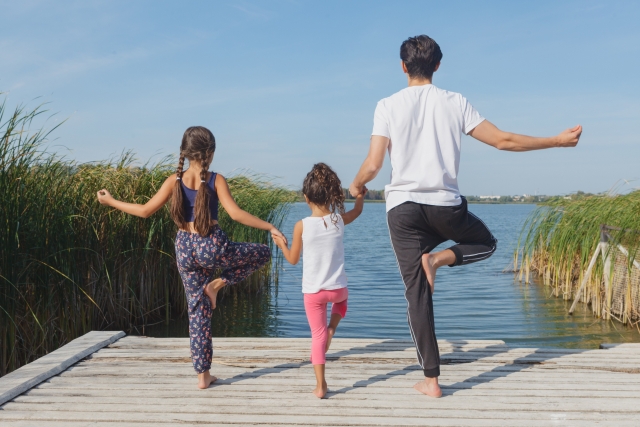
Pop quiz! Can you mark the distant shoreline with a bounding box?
[312,200,540,205]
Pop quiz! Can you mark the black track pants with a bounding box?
[386,198,497,377]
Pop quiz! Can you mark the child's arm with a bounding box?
[272,221,303,265]
[96,175,175,218]
[341,188,366,225]
[216,174,287,242]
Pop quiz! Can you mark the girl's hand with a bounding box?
[270,227,288,246]
[272,234,287,249]
[97,189,114,205]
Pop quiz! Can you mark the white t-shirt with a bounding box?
[301,214,348,294]
[372,84,485,211]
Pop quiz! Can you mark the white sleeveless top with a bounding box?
[301,214,348,294]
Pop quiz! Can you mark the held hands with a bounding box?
[272,233,287,250]
[270,227,288,247]
[349,183,368,198]
[555,125,582,148]
[97,189,114,205]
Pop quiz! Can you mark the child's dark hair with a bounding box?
[302,163,345,225]
[170,126,216,236]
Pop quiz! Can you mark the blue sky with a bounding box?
[2,0,639,195]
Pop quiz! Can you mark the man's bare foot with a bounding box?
[413,378,442,398]
[313,381,328,398]
[421,253,437,294]
[204,278,226,309]
[197,371,217,389]
[325,327,335,353]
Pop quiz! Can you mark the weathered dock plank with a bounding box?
[1,334,639,426]
[0,331,124,406]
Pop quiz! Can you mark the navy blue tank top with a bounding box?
[181,172,219,222]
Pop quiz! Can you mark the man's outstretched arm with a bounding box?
[469,120,582,151]
[349,135,389,197]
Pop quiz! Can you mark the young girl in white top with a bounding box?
[272,163,365,398]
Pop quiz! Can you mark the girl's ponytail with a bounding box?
[193,159,212,236]
[170,153,187,230]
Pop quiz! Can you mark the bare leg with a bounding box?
[413,376,442,398]
[421,249,456,294]
[204,278,226,309]
[197,370,217,389]
[325,313,342,353]
[312,364,328,398]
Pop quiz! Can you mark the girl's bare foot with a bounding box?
[204,278,226,309]
[312,364,327,398]
[413,377,442,398]
[325,313,342,353]
[313,380,328,398]
[197,371,217,389]
[325,327,335,353]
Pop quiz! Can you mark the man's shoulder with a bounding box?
[378,85,465,104]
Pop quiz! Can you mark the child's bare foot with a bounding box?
[413,377,442,398]
[197,371,217,389]
[421,253,437,294]
[313,380,328,398]
[325,327,336,353]
[325,313,342,353]
[204,278,226,309]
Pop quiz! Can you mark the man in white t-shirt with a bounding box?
[349,35,581,398]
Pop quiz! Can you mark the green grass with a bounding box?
[0,98,296,376]
[515,190,640,322]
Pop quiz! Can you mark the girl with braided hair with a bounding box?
[272,162,365,398]
[97,126,286,389]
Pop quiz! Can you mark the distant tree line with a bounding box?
[295,190,597,204]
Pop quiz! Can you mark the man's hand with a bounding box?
[555,125,582,148]
[349,182,364,198]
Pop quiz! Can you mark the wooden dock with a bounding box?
[1,332,640,426]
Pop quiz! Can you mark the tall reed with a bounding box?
[0,99,295,376]
[515,191,640,321]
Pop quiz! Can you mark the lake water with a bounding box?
[146,202,640,349]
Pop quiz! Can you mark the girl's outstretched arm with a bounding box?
[97,175,175,218]
[216,174,287,242]
[341,189,366,225]
[273,220,302,265]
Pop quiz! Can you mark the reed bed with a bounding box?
[515,190,640,325]
[0,99,296,376]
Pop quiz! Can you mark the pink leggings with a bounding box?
[303,287,348,365]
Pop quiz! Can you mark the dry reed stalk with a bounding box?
[515,191,640,327]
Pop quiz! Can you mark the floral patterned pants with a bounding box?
[175,226,271,373]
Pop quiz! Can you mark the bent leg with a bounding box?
[329,287,348,318]
[220,241,271,285]
[446,200,498,267]
[326,287,348,352]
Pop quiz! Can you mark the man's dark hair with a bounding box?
[400,35,443,80]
